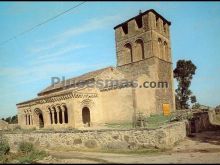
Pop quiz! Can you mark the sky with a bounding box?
[0,2,220,118]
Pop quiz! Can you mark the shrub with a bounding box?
[0,137,10,156]
[18,150,47,164]
[18,142,34,154]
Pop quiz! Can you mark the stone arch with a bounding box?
[134,39,144,62]
[81,99,94,109]
[34,108,44,128]
[123,43,132,64]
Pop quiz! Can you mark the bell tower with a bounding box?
[114,9,171,68]
[114,9,175,115]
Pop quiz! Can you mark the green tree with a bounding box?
[11,115,18,124]
[5,117,11,123]
[174,60,197,109]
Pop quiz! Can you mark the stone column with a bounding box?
[48,111,52,125]
[44,111,50,127]
[57,110,60,124]
[62,108,65,124]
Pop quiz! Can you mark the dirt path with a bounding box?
[38,131,220,164]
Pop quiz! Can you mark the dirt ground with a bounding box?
[37,130,220,164]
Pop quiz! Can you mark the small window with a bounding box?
[122,23,128,34]
[156,16,159,29]
[135,16,143,28]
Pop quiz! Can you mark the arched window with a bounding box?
[134,39,144,62]
[158,38,162,58]
[123,43,132,64]
[52,106,58,124]
[163,41,168,61]
[63,105,68,124]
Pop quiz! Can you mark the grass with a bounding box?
[18,150,47,164]
[105,122,133,129]
[145,114,172,129]
[49,145,168,156]
[104,114,174,130]
[0,141,47,164]
[0,150,47,164]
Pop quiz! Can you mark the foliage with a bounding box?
[18,150,47,164]
[1,115,18,124]
[169,110,193,122]
[18,142,34,154]
[216,105,220,109]
[174,60,197,109]
[145,114,171,129]
[105,122,132,129]
[192,103,201,109]
[0,137,10,156]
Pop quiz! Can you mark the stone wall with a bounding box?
[2,121,186,152]
[188,109,220,133]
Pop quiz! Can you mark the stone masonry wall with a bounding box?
[2,121,186,152]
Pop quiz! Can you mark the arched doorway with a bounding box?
[82,107,90,127]
[34,108,44,128]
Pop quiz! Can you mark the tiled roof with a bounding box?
[38,66,114,96]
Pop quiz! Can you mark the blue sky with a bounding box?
[0,2,220,117]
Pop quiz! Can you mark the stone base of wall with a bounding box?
[2,121,186,152]
[187,110,220,134]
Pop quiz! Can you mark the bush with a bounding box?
[0,137,10,156]
[18,150,47,164]
[18,142,34,154]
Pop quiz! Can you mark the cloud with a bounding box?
[0,61,109,87]
[54,15,121,42]
[24,14,121,68]
[28,15,121,55]
[28,39,64,54]
[29,43,89,66]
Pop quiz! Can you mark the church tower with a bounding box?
[114,9,175,115]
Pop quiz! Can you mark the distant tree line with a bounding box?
[1,115,18,124]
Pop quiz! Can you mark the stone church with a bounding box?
[17,9,175,129]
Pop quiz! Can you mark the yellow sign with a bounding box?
[163,104,170,116]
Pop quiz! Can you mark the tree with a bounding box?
[11,115,18,124]
[192,103,201,109]
[174,60,197,109]
[5,117,11,123]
